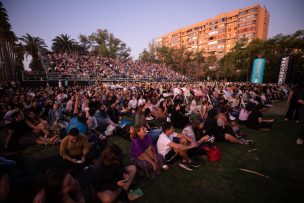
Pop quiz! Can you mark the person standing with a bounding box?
[284,85,302,123]
[296,85,304,145]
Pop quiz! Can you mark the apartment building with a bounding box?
[156,4,269,58]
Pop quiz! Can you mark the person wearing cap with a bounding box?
[60,128,90,170]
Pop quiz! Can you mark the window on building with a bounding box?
[218,28,226,33]
[209,45,217,50]
[218,44,225,49]
[219,18,226,22]
[218,39,225,43]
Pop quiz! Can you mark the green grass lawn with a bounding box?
[110,115,304,203]
[4,102,304,203]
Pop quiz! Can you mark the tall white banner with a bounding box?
[278,56,290,84]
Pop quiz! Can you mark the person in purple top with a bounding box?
[130,125,165,178]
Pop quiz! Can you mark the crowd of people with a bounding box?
[1,79,303,202]
[47,53,189,81]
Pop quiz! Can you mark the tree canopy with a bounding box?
[79,29,131,60]
[140,30,304,83]
[19,33,47,71]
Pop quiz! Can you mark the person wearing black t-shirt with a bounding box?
[204,109,246,144]
[93,144,136,203]
[5,111,31,149]
[246,104,274,131]
[296,86,304,145]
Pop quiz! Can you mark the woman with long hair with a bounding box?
[130,126,165,178]
[93,144,136,203]
[33,169,85,203]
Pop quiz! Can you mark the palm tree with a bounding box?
[51,34,76,53]
[0,2,18,81]
[19,33,47,71]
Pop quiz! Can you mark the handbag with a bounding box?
[201,145,221,161]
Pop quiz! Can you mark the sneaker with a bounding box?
[99,134,107,140]
[178,162,193,171]
[208,136,215,143]
[296,138,303,145]
[120,123,127,128]
[188,160,201,168]
[162,164,169,170]
[243,139,253,145]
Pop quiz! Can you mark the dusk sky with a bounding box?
[2,0,304,59]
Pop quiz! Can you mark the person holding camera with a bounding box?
[59,128,90,170]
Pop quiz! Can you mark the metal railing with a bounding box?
[21,71,190,82]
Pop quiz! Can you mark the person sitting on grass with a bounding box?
[93,144,137,203]
[153,100,168,122]
[245,104,274,131]
[33,169,85,203]
[0,168,10,202]
[217,106,246,139]
[130,125,165,178]
[66,94,88,135]
[4,111,32,149]
[60,128,90,170]
[204,109,248,144]
[156,122,200,171]
[35,130,60,146]
[25,109,49,137]
[182,118,214,145]
[238,105,252,125]
[48,102,65,128]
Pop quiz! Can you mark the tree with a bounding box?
[139,44,207,79]
[0,2,19,81]
[51,34,77,53]
[19,33,47,71]
[138,40,157,63]
[219,30,304,83]
[79,29,131,60]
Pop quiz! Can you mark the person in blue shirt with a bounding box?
[66,94,88,135]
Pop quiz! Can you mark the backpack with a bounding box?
[201,145,221,161]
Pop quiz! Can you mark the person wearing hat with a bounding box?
[60,128,90,170]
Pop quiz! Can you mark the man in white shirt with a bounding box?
[157,122,201,171]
